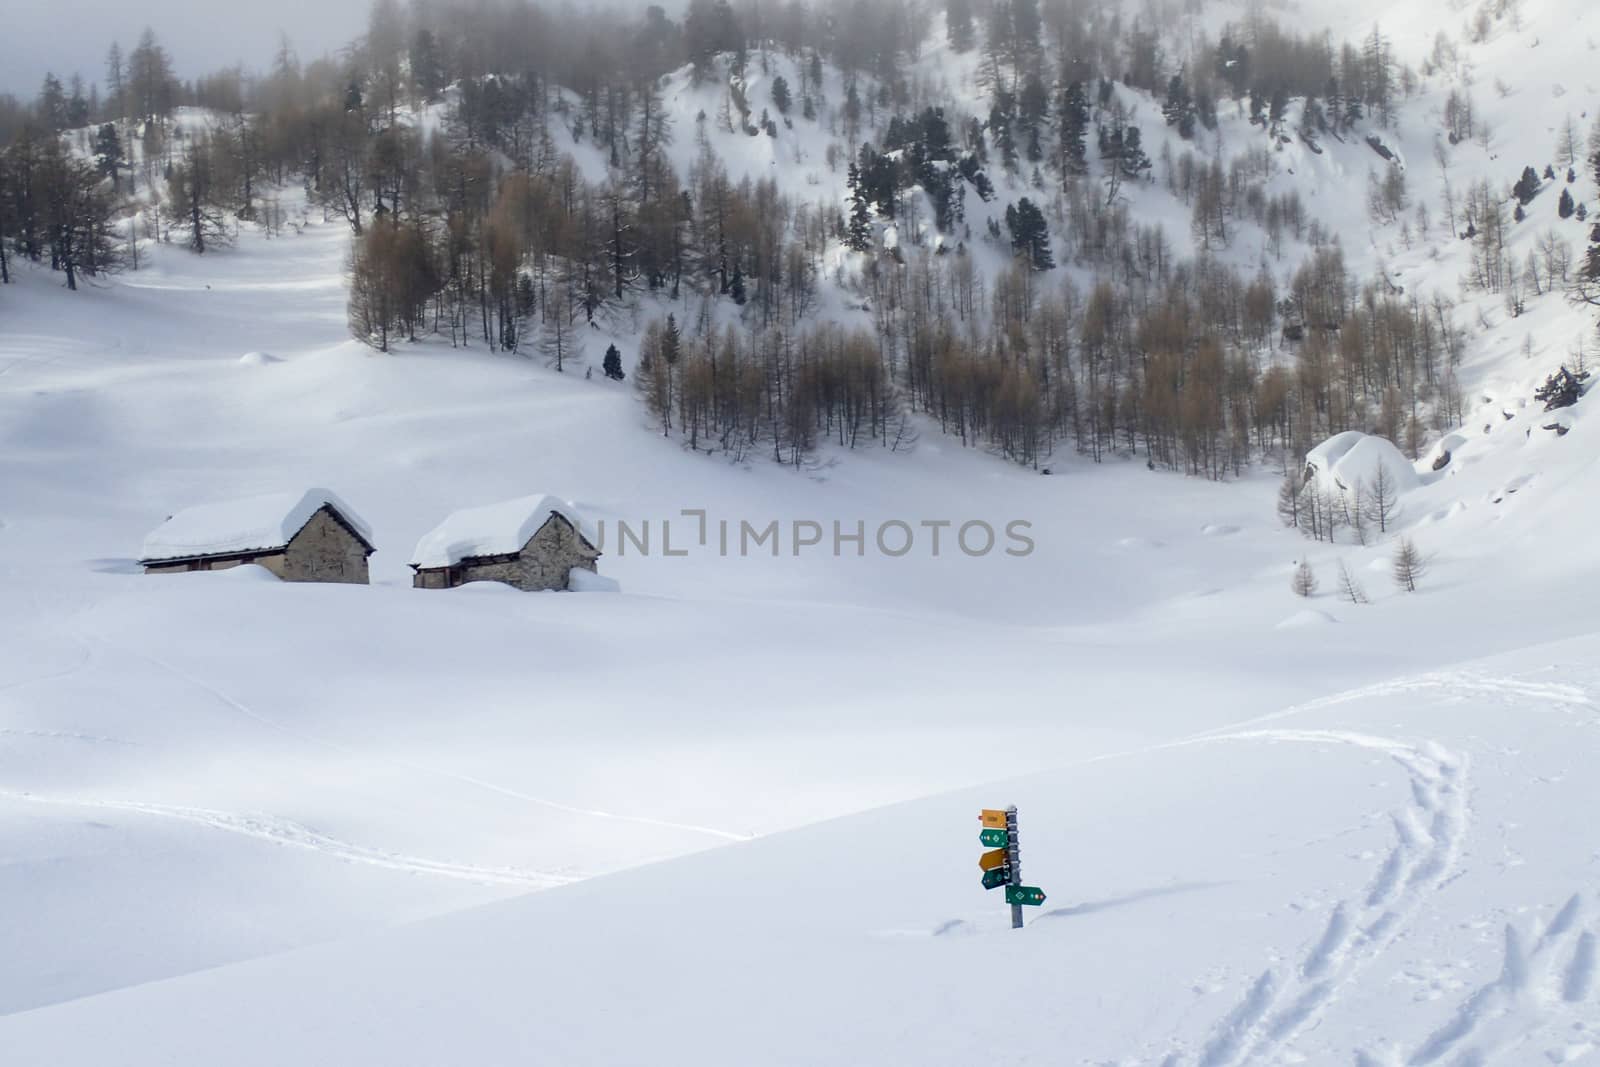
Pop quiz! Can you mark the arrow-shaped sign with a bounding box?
[981,867,1010,890]
[980,809,1008,830]
[1005,885,1047,907]
[979,828,1008,848]
[978,848,1008,872]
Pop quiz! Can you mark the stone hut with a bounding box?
[140,489,375,584]
[409,494,600,592]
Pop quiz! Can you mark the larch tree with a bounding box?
[1364,463,1399,534]
[1291,559,1318,597]
[1391,537,1427,591]
[1337,559,1369,604]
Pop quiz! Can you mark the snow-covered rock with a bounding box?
[1304,432,1420,497]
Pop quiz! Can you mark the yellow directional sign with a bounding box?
[980,809,1009,829]
[978,848,1009,871]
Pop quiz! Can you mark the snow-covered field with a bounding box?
[5,0,1600,1059]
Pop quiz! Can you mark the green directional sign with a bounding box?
[981,867,1011,890]
[979,828,1008,848]
[1005,885,1047,907]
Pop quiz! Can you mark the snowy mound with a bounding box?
[409,494,596,569]
[1305,432,1420,496]
[1275,609,1338,629]
[140,489,374,563]
[568,568,620,593]
[238,352,282,367]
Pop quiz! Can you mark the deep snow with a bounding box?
[3,0,1600,1059]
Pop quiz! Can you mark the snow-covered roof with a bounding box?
[140,489,374,563]
[1304,432,1421,495]
[409,495,597,570]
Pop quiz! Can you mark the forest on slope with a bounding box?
[3,0,1599,486]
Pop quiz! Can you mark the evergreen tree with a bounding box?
[409,28,445,103]
[1513,165,1541,205]
[845,161,873,251]
[603,343,626,380]
[1559,188,1576,219]
[38,74,68,132]
[1058,82,1089,176]
[770,76,791,116]
[662,313,681,365]
[94,124,124,191]
[1004,197,1054,270]
[66,77,90,129]
[1162,75,1195,140]
[1118,126,1152,178]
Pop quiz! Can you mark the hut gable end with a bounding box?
[280,507,375,584]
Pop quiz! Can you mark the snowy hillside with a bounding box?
[2,0,1600,1059]
[3,634,1598,1065]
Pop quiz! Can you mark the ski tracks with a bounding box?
[1181,731,1471,1067]
[114,640,751,844]
[1370,892,1600,1066]
[1213,672,1595,737]
[0,789,577,889]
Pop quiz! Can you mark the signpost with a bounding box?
[977,805,1046,929]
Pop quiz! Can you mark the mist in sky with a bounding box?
[2,0,372,97]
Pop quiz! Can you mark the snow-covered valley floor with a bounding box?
[3,206,1599,1063]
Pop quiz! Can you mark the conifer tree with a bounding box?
[1058,82,1089,177]
[845,161,873,252]
[1004,197,1054,271]
[603,343,625,381]
[1162,75,1195,140]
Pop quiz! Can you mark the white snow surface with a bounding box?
[138,488,373,563]
[408,494,595,569]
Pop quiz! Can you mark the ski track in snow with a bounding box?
[1177,730,1471,1067]
[109,639,752,844]
[1216,671,1595,735]
[0,728,138,747]
[1371,892,1600,1066]
[0,790,576,889]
